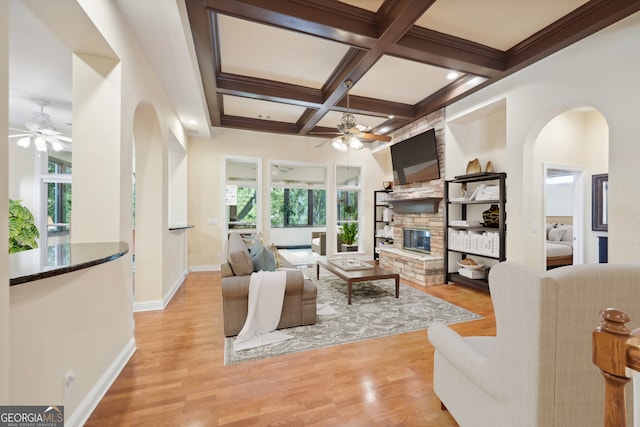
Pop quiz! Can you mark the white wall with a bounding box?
[5,0,190,422]
[446,11,640,269]
[1,0,9,404]
[188,127,392,268]
[10,258,134,423]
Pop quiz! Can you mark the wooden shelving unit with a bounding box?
[444,172,507,291]
[373,189,393,261]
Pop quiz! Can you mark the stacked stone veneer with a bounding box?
[378,108,446,287]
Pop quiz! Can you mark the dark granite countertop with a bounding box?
[168,224,195,231]
[9,241,129,286]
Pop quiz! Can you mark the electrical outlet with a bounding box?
[64,371,76,397]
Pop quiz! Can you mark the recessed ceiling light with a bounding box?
[447,71,460,80]
[387,115,394,119]
[187,119,198,125]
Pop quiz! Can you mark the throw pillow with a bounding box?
[546,223,556,239]
[252,244,276,271]
[227,233,254,275]
[548,228,566,242]
[270,243,283,268]
[247,235,262,255]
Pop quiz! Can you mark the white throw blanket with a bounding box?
[233,270,293,351]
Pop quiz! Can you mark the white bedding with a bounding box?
[546,241,573,257]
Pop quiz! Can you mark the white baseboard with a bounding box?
[66,337,136,427]
[133,299,164,312]
[189,264,219,272]
[162,271,186,307]
[133,270,188,312]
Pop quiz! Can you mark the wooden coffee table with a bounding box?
[316,260,399,305]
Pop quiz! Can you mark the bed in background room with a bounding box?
[546,216,574,269]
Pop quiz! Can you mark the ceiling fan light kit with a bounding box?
[324,79,390,152]
[8,99,71,152]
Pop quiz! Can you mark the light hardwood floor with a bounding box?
[85,272,496,426]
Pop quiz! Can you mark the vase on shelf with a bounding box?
[482,204,500,228]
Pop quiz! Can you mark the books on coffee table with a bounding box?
[329,258,375,270]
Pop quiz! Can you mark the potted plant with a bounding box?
[9,199,40,253]
[340,205,358,251]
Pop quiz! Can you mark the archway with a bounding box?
[530,108,609,270]
[132,102,166,305]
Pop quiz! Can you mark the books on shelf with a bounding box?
[450,220,482,227]
[448,228,500,257]
[458,267,486,279]
[475,185,500,201]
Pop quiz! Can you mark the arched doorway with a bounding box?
[132,102,166,306]
[532,108,608,270]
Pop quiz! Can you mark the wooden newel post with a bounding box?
[592,308,632,427]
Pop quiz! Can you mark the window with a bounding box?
[336,165,362,251]
[225,158,260,231]
[270,188,326,227]
[43,155,72,246]
[270,162,326,228]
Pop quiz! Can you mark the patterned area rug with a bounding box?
[224,267,482,365]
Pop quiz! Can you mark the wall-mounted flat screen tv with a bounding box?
[391,128,440,185]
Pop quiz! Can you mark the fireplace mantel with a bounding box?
[390,197,442,213]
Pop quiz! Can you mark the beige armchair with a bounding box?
[311,231,346,255]
[428,262,640,427]
[311,231,326,255]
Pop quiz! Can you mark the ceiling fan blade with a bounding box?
[8,133,32,138]
[44,136,69,151]
[315,135,341,148]
[56,135,72,142]
[40,128,61,136]
[356,132,392,142]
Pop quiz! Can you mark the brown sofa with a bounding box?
[221,233,317,337]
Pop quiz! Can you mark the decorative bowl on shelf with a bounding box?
[457,261,485,270]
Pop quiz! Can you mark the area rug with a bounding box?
[224,268,482,365]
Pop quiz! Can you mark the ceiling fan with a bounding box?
[315,80,392,151]
[8,99,71,152]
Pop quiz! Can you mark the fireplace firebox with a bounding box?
[403,228,431,254]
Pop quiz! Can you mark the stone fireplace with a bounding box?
[403,228,431,254]
[377,109,446,286]
[378,195,444,286]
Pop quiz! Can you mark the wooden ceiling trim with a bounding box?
[297,109,323,134]
[413,75,486,118]
[216,73,324,108]
[506,0,640,70]
[185,0,220,126]
[297,48,368,135]
[392,28,506,76]
[337,95,415,120]
[221,114,300,135]
[373,0,435,44]
[188,0,638,138]
[204,0,379,48]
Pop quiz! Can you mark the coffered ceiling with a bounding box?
[184,0,640,143]
[8,1,640,148]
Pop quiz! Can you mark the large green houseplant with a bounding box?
[9,199,40,253]
[339,205,358,246]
